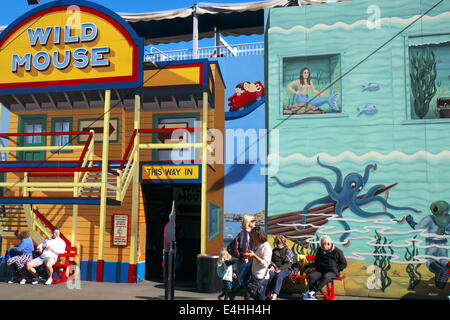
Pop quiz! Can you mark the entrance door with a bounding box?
[18,115,46,161]
[142,183,201,283]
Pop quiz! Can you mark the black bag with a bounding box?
[247,260,270,299]
[247,277,265,298]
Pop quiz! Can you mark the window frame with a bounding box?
[151,112,201,162]
[208,202,221,241]
[51,117,73,153]
[278,52,344,119]
[404,33,450,123]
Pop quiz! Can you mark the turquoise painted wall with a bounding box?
[267,0,450,298]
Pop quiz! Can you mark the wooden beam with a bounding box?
[64,92,73,109]
[12,95,25,109]
[81,91,90,108]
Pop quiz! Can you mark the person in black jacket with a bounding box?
[228,214,256,300]
[303,235,347,300]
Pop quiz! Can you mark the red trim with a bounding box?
[0,76,137,90]
[28,173,74,177]
[0,196,104,200]
[0,131,89,137]
[119,130,137,170]
[0,160,123,163]
[140,160,201,164]
[138,127,200,133]
[96,260,104,282]
[0,167,103,172]
[77,131,94,167]
[1,161,80,163]
[127,264,136,283]
[32,208,71,247]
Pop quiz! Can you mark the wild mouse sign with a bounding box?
[0,0,143,94]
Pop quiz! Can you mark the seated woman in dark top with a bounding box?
[303,235,347,300]
[267,235,295,300]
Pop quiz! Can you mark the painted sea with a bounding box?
[223,219,242,247]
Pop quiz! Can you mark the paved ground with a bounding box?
[0,279,395,300]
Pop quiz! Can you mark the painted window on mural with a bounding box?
[156,116,199,162]
[208,202,221,240]
[51,117,72,151]
[282,54,341,115]
[409,42,450,120]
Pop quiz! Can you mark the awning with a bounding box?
[119,0,291,44]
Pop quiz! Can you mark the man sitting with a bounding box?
[303,235,347,300]
[26,227,66,285]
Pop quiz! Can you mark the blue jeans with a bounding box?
[236,260,252,287]
[252,278,270,300]
[269,268,292,294]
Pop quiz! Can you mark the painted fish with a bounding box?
[357,103,378,116]
[362,83,381,92]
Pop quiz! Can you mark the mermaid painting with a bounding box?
[287,67,339,112]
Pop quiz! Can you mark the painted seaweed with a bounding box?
[404,235,422,291]
[373,230,393,292]
[410,46,437,119]
[292,235,319,256]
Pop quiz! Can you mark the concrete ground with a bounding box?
[0,279,396,300]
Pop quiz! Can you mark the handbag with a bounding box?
[247,260,270,299]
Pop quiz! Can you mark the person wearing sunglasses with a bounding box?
[303,235,347,300]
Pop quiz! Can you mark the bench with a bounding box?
[51,246,77,284]
[289,255,344,300]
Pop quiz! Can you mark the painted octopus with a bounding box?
[271,157,421,242]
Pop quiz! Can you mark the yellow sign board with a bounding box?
[0,1,142,94]
[142,165,199,180]
[144,64,203,87]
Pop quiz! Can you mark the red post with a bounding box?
[96,260,104,282]
[128,264,136,283]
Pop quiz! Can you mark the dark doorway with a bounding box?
[142,183,201,284]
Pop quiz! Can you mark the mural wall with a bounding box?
[216,55,266,241]
[266,0,450,298]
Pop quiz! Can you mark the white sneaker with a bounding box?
[31,278,39,285]
[44,278,53,285]
[19,279,26,285]
[303,291,317,300]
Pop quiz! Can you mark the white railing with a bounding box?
[144,42,264,62]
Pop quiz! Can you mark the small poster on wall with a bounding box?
[112,214,129,247]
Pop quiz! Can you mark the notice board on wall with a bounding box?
[112,214,129,247]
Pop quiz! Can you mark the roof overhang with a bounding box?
[113,0,292,44]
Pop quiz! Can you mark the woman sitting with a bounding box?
[267,235,295,300]
[5,230,34,284]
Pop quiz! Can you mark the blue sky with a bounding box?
[0,0,264,133]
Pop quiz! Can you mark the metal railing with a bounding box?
[144,42,264,62]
